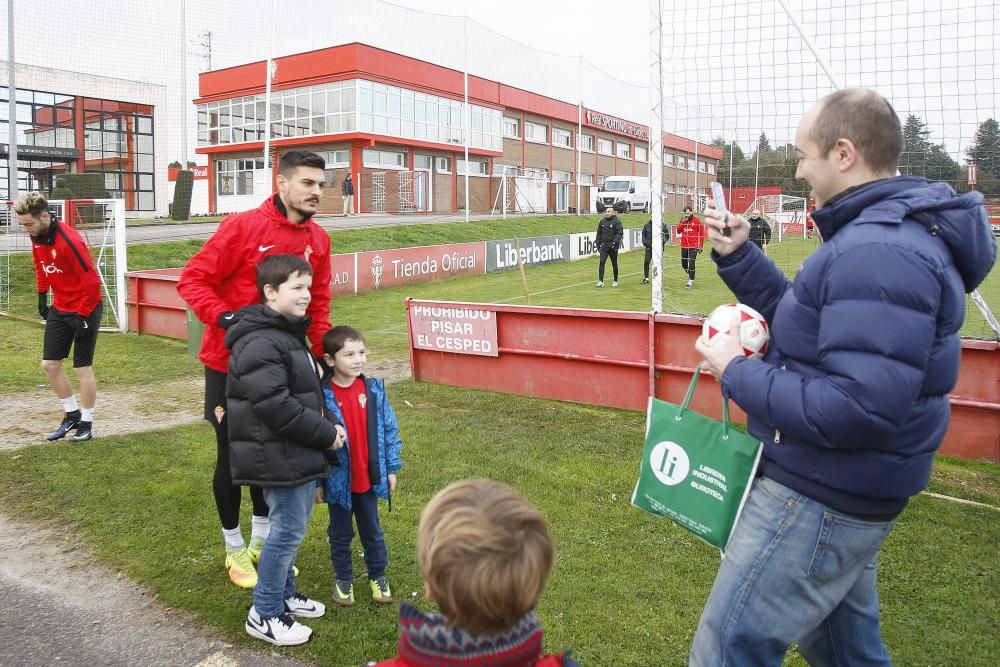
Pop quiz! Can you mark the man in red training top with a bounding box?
[15,191,103,442]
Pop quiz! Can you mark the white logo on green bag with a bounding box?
[650,441,690,486]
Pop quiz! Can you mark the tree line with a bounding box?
[712,116,1000,199]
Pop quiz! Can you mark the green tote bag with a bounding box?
[631,365,762,551]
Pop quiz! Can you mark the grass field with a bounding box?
[0,376,996,666]
[0,215,998,665]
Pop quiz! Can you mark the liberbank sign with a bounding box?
[584,110,649,141]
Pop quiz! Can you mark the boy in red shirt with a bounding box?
[319,326,403,607]
[15,192,103,442]
[675,205,706,288]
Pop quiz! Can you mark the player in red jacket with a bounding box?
[15,192,103,442]
[177,150,333,588]
[675,205,706,288]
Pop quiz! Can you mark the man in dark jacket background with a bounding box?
[691,89,996,666]
[641,218,670,284]
[595,207,623,287]
[342,173,355,216]
[746,208,772,251]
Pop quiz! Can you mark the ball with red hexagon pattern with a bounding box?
[701,303,770,360]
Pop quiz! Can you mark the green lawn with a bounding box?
[0,381,995,666]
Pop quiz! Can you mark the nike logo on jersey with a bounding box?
[259,244,275,252]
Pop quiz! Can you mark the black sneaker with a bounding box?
[47,411,81,441]
[69,421,93,442]
[641,278,649,284]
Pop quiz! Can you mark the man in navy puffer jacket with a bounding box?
[690,89,996,667]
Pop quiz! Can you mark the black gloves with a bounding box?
[38,292,49,320]
[217,311,240,328]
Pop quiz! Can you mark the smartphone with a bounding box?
[711,182,731,237]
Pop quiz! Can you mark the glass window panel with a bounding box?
[137,154,154,171]
[401,119,413,137]
[388,93,400,117]
[360,89,372,113]
[374,91,386,114]
[237,171,253,195]
[312,93,325,115]
[218,174,234,195]
[414,155,432,170]
[414,122,425,140]
[342,114,356,131]
[374,115,387,134]
[232,127,244,142]
[325,114,341,132]
[360,114,373,132]
[327,91,340,113]
[138,174,153,190]
[415,100,425,122]
[387,116,399,136]
[296,95,310,118]
[341,88,355,112]
[401,97,414,120]
[136,134,154,154]
[137,192,154,211]
[312,116,326,134]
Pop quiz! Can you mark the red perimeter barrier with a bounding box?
[407,299,1000,463]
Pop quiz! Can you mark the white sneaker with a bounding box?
[285,592,326,618]
[596,281,604,288]
[686,279,694,289]
[245,606,312,646]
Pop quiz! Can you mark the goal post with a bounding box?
[0,198,128,332]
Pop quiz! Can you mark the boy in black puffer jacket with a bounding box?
[225,254,346,647]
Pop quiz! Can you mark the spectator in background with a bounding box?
[675,205,706,288]
[747,208,772,251]
[595,207,623,288]
[343,173,355,216]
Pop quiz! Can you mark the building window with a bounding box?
[552,128,572,148]
[577,134,594,152]
[663,152,674,166]
[217,158,265,196]
[76,97,156,211]
[689,158,697,171]
[414,155,432,170]
[597,138,612,156]
[551,170,571,182]
[315,149,350,168]
[363,148,407,169]
[524,121,547,143]
[579,173,594,186]
[708,163,716,175]
[698,160,707,173]
[503,117,520,138]
[456,158,488,176]
[616,142,631,159]
[666,183,674,193]
[635,146,648,162]
[676,156,686,170]
[436,156,451,173]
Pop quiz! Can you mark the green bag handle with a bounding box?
[676,361,733,439]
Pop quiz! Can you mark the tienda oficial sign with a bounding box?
[356,242,484,292]
[409,304,498,357]
[584,110,649,141]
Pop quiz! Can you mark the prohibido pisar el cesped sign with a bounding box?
[409,305,498,357]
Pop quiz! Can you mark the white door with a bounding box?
[414,155,432,212]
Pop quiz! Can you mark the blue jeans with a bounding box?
[327,490,387,581]
[689,476,897,667]
[254,483,315,618]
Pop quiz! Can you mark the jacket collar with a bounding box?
[395,604,546,667]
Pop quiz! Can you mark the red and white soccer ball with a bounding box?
[701,303,770,360]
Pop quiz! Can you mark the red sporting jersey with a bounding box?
[676,215,706,249]
[332,377,371,494]
[31,219,102,316]
[177,195,332,372]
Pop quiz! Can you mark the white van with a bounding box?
[595,176,650,213]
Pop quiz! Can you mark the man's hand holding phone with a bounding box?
[705,183,749,257]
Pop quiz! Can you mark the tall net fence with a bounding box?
[657,0,999,339]
[0,0,995,336]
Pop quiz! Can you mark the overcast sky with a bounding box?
[3,0,996,161]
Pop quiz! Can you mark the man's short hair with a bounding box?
[810,89,903,175]
[323,325,365,357]
[256,254,313,299]
[417,479,554,635]
[277,150,325,177]
[683,205,693,213]
[13,191,49,217]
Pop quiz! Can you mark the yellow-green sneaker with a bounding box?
[248,538,299,576]
[225,546,258,589]
[370,577,392,604]
[333,579,354,607]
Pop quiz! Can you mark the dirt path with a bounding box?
[0,359,412,664]
[1,357,412,450]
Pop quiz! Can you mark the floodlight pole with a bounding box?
[262,0,277,171]
[649,0,664,314]
[577,56,583,217]
[463,16,470,223]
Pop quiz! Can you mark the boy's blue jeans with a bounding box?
[689,476,897,667]
[254,482,315,618]
[327,490,387,581]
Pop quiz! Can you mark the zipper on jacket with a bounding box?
[773,363,786,444]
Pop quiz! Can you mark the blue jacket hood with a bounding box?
[813,177,996,293]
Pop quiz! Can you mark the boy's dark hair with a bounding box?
[323,325,366,357]
[256,254,313,299]
[278,150,325,177]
